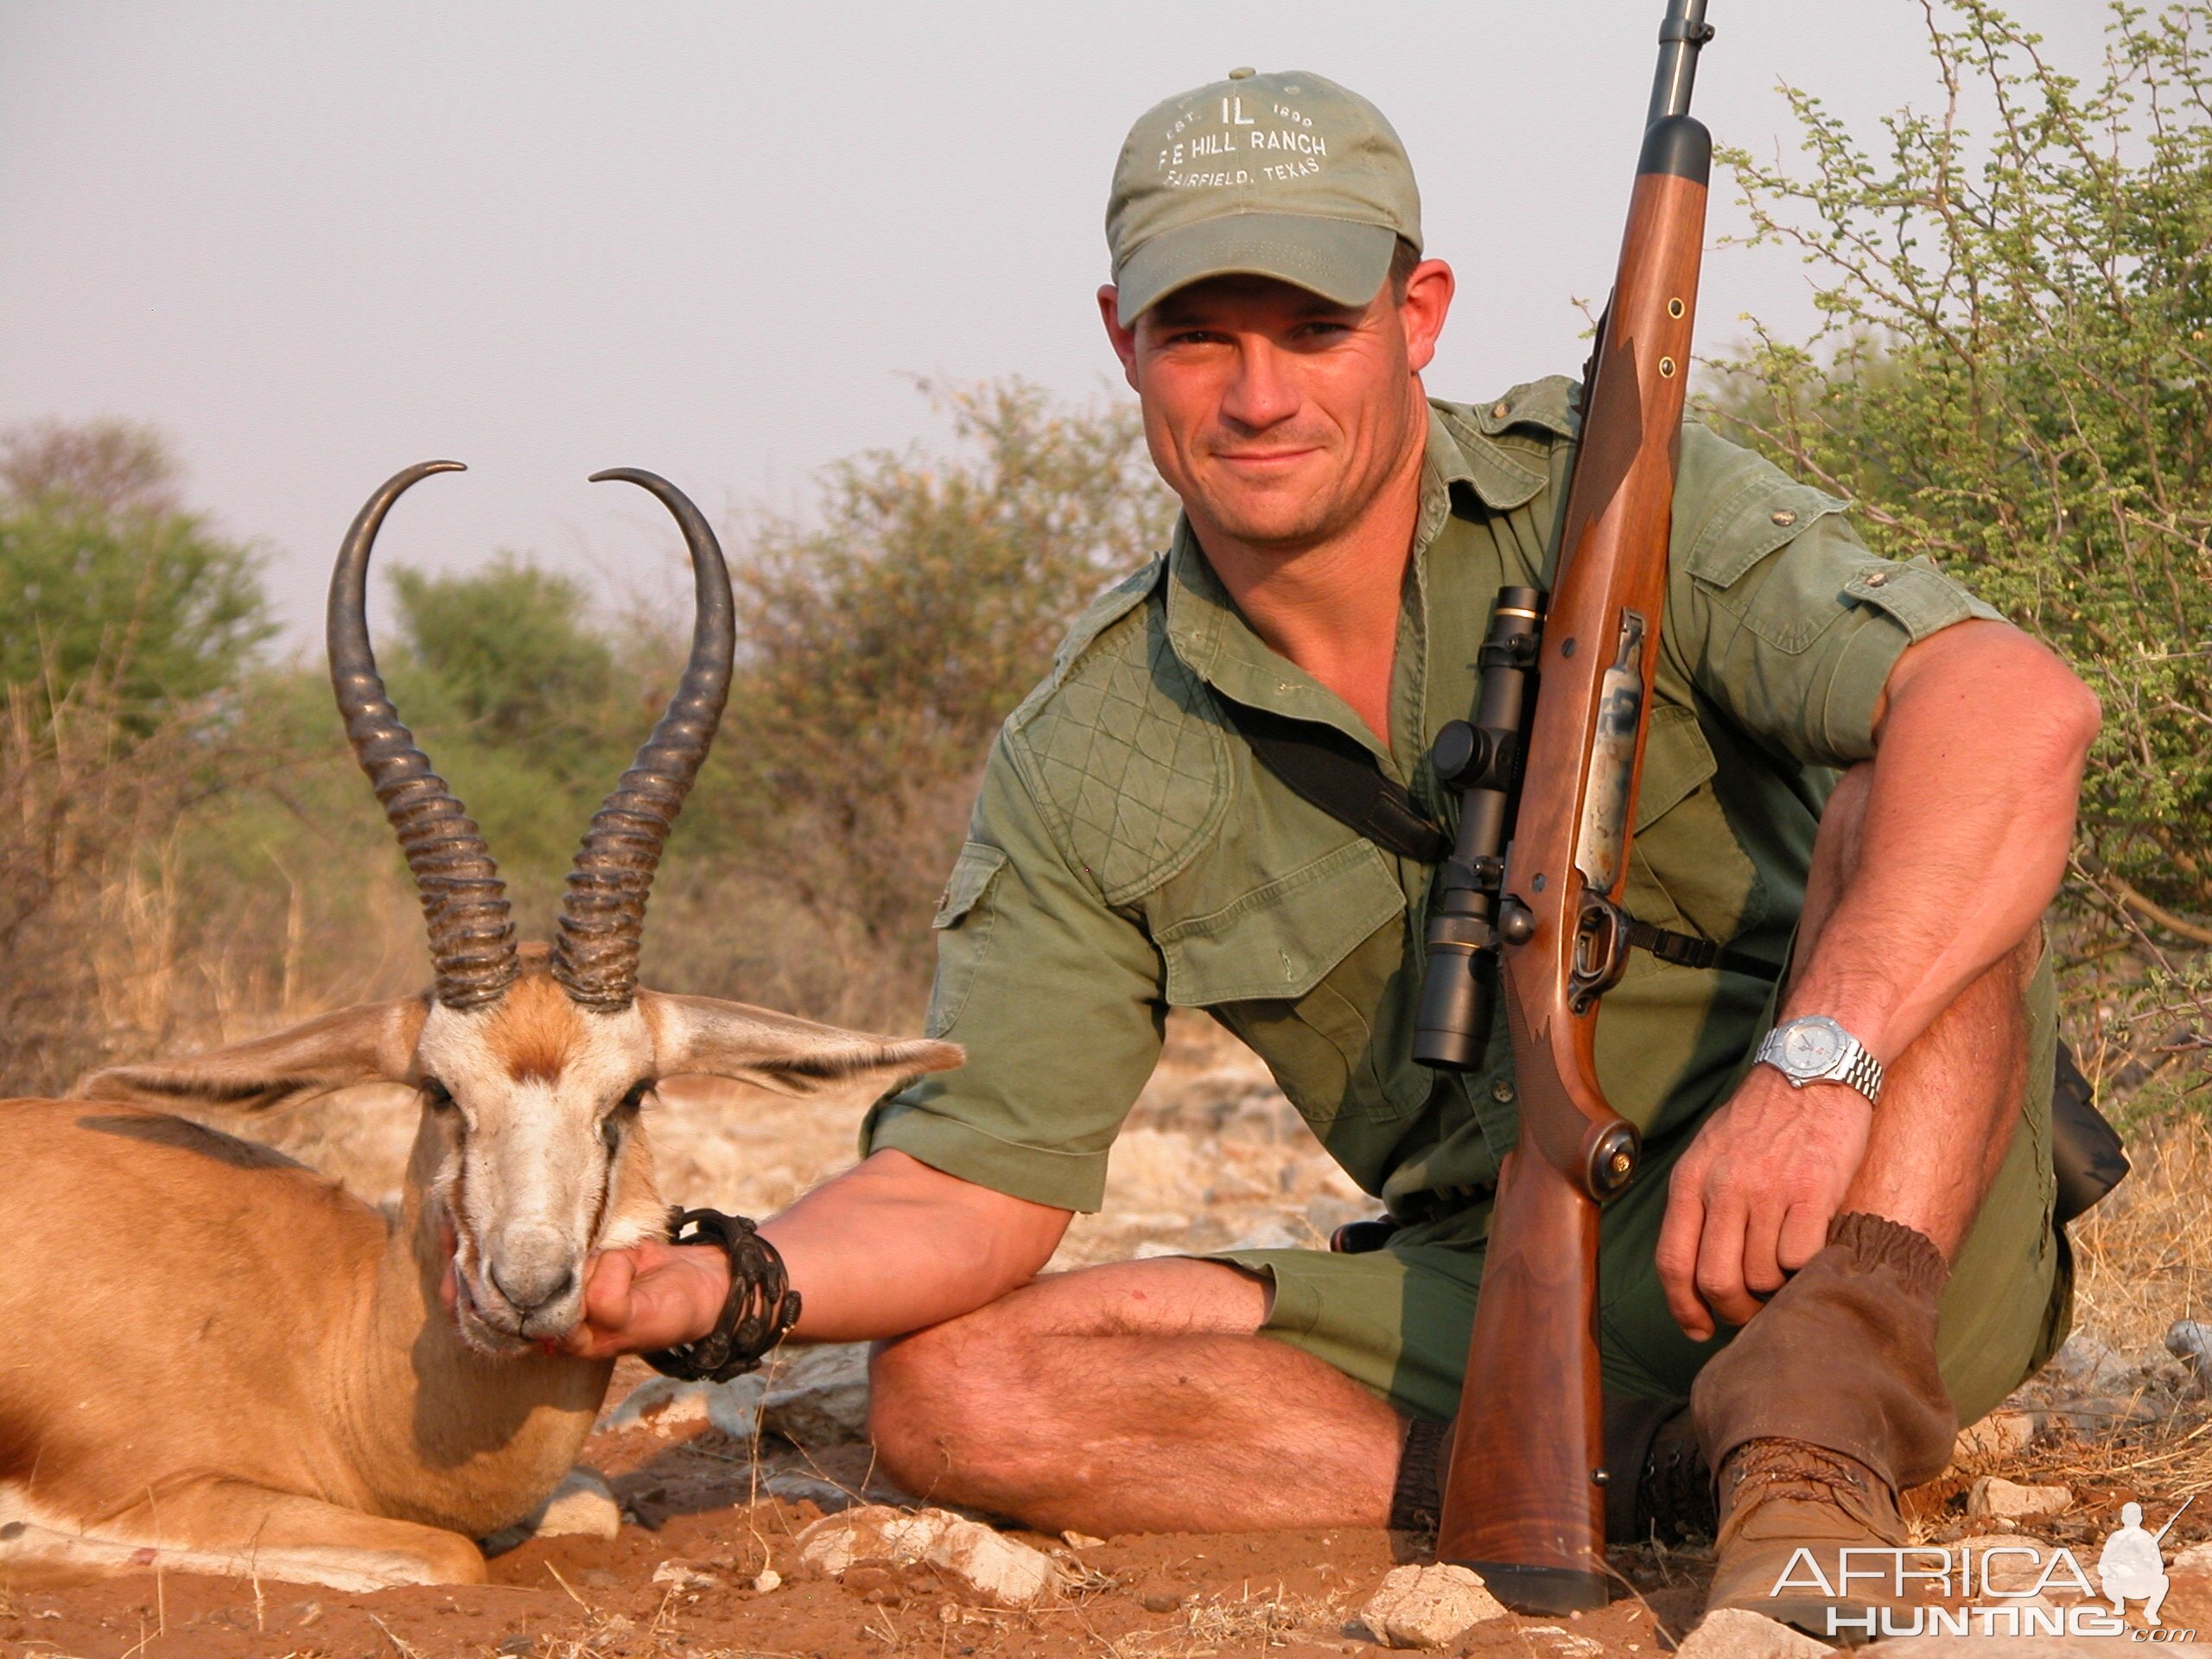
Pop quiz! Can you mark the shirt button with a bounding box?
[1491,1078,1516,1103]
[1770,508,1798,527]
[1865,570,1889,587]
[1491,402,1510,419]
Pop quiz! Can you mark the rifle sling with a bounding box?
[1221,697,1783,983]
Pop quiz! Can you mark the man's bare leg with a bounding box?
[868,1256,1403,1534]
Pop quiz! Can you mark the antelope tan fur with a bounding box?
[0,463,957,1592]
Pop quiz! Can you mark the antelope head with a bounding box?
[76,462,959,1357]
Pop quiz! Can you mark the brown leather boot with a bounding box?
[1691,1212,1957,1643]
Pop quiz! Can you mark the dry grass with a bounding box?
[2067,1111,2212,1356]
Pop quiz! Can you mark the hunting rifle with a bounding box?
[1414,0,1716,1614]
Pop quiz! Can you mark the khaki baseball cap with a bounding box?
[1106,67,1422,327]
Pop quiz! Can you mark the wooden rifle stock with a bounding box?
[1432,5,1714,1614]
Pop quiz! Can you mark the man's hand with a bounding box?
[1655,1066,1873,1342]
[557,1242,732,1361]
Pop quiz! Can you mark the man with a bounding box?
[569,69,2098,1627]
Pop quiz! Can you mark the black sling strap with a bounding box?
[1223,700,1452,863]
[1220,696,1784,982]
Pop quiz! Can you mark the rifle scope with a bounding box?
[1413,587,1544,1071]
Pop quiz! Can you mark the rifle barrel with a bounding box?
[1647,0,1713,128]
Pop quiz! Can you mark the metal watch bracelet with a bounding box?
[1756,1014,1885,1106]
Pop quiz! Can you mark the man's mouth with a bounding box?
[1214,447,1319,467]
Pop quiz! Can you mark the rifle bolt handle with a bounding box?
[1497,898,1536,945]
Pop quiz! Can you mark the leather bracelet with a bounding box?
[639,1206,802,1383]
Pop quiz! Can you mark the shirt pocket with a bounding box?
[1622,705,1768,949]
[1153,841,1419,1126]
[925,841,1010,1035]
[1681,480,1853,652]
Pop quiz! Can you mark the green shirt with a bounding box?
[861,379,2001,1217]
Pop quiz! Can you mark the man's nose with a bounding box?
[1219,340,1300,431]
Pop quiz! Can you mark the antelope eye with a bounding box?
[420,1077,456,1111]
[617,1078,654,1115]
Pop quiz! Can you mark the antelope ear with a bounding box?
[639,991,962,1096]
[69,996,430,1114]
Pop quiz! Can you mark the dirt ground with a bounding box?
[8,1016,2212,1657]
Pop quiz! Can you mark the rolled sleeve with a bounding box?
[858,729,1166,1211]
[1663,427,2004,766]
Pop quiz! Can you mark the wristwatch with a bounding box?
[1755,1014,1885,1105]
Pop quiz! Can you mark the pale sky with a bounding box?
[0,1,2104,640]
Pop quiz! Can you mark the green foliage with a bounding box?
[1701,0,2212,1077]
[0,423,270,719]
[665,380,1174,1016]
[385,558,616,767]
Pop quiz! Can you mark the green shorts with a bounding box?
[1218,953,2074,1427]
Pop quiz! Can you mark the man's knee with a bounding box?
[868,1306,1025,1496]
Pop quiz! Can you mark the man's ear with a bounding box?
[69,996,430,1114]
[1098,284,1141,390]
[1399,257,1455,376]
[639,991,962,1096]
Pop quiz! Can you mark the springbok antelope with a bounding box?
[0,462,957,1592]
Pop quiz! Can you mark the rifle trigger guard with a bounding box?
[1567,895,1632,1014]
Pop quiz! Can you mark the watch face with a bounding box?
[1779,1019,1844,1075]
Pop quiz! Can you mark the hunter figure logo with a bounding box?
[2101,1498,2191,1624]
[1770,1499,2199,1641]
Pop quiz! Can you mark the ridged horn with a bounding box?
[550,469,734,1012]
[329,461,518,1011]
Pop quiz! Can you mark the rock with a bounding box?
[1132,1240,1189,1260]
[1673,1606,1834,1658]
[761,1344,871,1446]
[795,1504,1058,1606]
[1967,1476,2071,1522]
[1063,1530,1105,1550]
[2170,1321,2212,1397]
[752,1567,783,1593]
[2049,1394,2159,1433]
[1954,1410,2037,1459]
[597,1374,709,1433]
[531,1466,621,1540]
[708,1376,767,1440]
[1953,1535,2062,1595]
[1351,1563,1507,1649]
[2172,1541,2212,1577]
[2050,1332,2136,1392]
[1520,1624,1605,1657]
[762,1469,857,1510]
[599,1371,766,1439]
[1222,1221,1302,1252]
[927,1514,1057,1607]
[652,1560,719,1590]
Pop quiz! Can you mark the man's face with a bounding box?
[1098,260,1453,553]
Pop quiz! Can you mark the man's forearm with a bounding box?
[1783,621,2099,1061]
[760,1150,1072,1342]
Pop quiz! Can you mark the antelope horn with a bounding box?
[551,470,734,1012]
[329,461,518,1011]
